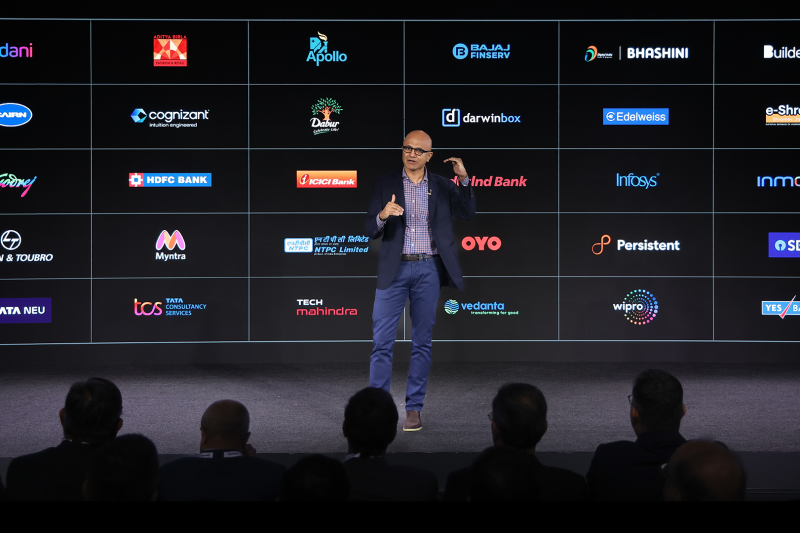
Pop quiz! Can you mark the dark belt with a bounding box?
[401,254,439,261]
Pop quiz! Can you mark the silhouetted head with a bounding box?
[491,383,548,451]
[60,377,123,443]
[199,400,251,453]
[279,454,350,501]
[84,434,159,502]
[342,387,398,457]
[629,369,685,436]
[663,440,746,501]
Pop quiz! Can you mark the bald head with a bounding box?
[403,130,432,150]
[664,440,745,501]
[200,400,250,441]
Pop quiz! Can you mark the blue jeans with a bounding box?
[370,255,442,412]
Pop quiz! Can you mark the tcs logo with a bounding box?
[134,298,163,316]
[462,236,502,251]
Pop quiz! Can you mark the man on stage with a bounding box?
[365,130,475,432]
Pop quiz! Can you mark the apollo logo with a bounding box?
[461,236,502,251]
[155,230,186,261]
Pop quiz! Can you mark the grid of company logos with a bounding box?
[1,20,799,347]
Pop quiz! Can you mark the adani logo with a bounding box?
[613,290,658,325]
[769,233,800,257]
[297,171,357,188]
[762,296,799,318]
[0,297,51,324]
[155,231,186,261]
[296,298,357,316]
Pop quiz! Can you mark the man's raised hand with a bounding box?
[379,194,404,221]
[444,157,467,180]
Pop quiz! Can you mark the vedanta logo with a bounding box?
[156,230,185,251]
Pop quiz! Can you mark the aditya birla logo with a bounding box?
[297,171,357,188]
[310,98,342,135]
[154,35,187,66]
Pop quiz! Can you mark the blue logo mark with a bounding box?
[0,103,32,127]
[452,44,468,59]
[444,299,459,314]
[130,109,147,123]
[442,108,461,127]
[603,108,669,125]
[769,233,800,257]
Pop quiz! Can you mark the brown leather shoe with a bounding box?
[403,410,422,432]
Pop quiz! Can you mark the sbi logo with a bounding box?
[462,236,501,251]
[444,299,459,314]
[0,103,32,127]
[453,44,468,59]
[776,240,787,251]
[769,233,800,257]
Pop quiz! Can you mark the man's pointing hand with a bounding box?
[379,194,404,221]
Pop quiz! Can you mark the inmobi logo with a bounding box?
[461,236,501,251]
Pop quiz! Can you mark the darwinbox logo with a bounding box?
[757,174,800,188]
[1,230,54,263]
[307,32,347,65]
[155,230,186,261]
[443,299,519,316]
[130,108,209,128]
[0,103,32,127]
[765,105,800,126]
[284,235,369,255]
[129,173,211,187]
[452,43,510,60]
[442,108,521,127]
[604,108,669,125]
[585,46,613,61]
[769,233,800,258]
[134,297,207,316]
[297,171,357,188]
[310,98,342,135]
[0,42,33,58]
[153,35,187,67]
[592,235,680,255]
[0,297,51,324]
[764,45,800,59]
[762,295,799,318]
[613,290,658,325]
[1,172,37,197]
[296,298,358,316]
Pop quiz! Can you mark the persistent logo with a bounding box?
[627,47,689,59]
[297,171,357,188]
[155,231,186,261]
[0,42,32,58]
[310,98,342,135]
[766,105,800,125]
[442,108,520,127]
[604,108,669,125]
[461,236,502,251]
[585,46,612,61]
[284,235,369,255]
[129,173,211,187]
[763,295,799,318]
[154,35,187,66]
[757,175,800,188]
[0,229,54,263]
[452,43,510,60]
[130,108,209,128]
[443,299,519,316]
[0,103,32,127]
[764,45,799,59]
[593,235,681,254]
[307,32,347,65]
[296,298,357,316]
[617,172,658,188]
[613,290,658,325]
[134,297,207,316]
[769,233,800,257]
[452,175,527,187]
[0,173,37,197]
[0,297,51,323]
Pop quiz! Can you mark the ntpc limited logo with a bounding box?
[769,233,800,257]
[155,230,186,262]
[442,108,521,127]
[613,290,658,325]
[604,108,669,125]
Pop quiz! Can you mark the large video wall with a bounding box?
[1,19,799,362]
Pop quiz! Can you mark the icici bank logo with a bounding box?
[134,298,163,315]
[462,236,502,251]
[296,170,357,188]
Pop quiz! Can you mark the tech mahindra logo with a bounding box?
[307,32,347,65]
[592,235,681,254]
[0,297,51,324]
[154,35,187,66]
[155,231,186,261]
[1,173,37,197]
[604,108,669,125]
[130,108,209,128]
[134,297,207,316]
[757,175,800,188]
[442,108,521,126]
[617,172,658,188]
[764,45,799,59]
[297,171,357,188]
[461,236,501,251]
[296,298,358,316]
[451,175,527,187]
[626,47,689,59]
[765,105,800,125]
[129,173,211,187]
[452,43,510,60]
[613,290,658,325]
[769,233,800,258]
[585,46,613,61]
[762,296,799,318]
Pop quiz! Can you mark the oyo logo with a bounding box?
[603,108,669,125]
[0,43,33,58]
[762,295,799,318]
[307,32,347,65]
[153,35,187,67]
[0,173,37,197]
[769,233,800,257]
[0,103,33,127]
[453,44,468,59]
[461,236,501,251]
[134,298,163,316]
[764,45,799,59]
[156,230,185,251]
[296,171,357,188]
[592,235,611,255]
[444,299,459,314]
[613,290,658,325]
[1,230,21,251]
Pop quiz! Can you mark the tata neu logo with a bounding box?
[297,171,357,188]
[462,236,501,251]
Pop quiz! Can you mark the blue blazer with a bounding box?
[365,169,476,290]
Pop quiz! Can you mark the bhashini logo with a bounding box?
[0,230,53,263]
[284,235,369,255]
[452,43,510,60]
[307,32,347,65]
[442,108,521,127]
[129,173,211,187]
[765,105,800,125]
[451,175,527,187]
[443,299,519,316]
[769,233,800,258]
[130,108,209,128]
[613,290,658,325]
[1,173,37,197]
[155,230,186,261]
[153,35,187,66]
[310,98,342,134]
[762,295,799,318]
[0,42,32,58]
[0,103,32,127]
[626,47,689,59]
[757,175,800,188]
[0,297,51,323]
[133,297,207,316]
[592,235,681,255]
[585,46,613,61]
[296,298,358,316]
[603,108,669,125]
[296,171,357,188]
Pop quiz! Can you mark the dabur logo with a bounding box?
[442,108,521,127]
[603,108,669,125]
[765,105,800,125]
[1,173,37,197]
[0,42,33,58]
[762,295,799,318]
[0,297,51,324]
[585,46,613,61]
[461,236,501,251]
[129,173,211,187]
[0,103,32,127]
[155,230,186,261]
[443,298,519,316]
[307,32,347,65]
[310,98,342,135]
[0,230,54,263]
[769,233,800,258]
[295,298,358,316]
[613,290,658,325]
[452,43,510,60]
[153,35,187,66]
[134,297,207,316]
[297,171,357,188]
[130,108,209,128]
[764,45,799,59]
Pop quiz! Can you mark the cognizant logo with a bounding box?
[604,108,669,125]
[130,108,210,127]
[442,108,521,127]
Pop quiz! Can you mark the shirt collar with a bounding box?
[402,167,427,184]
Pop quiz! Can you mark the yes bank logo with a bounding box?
[442,108,521,127]
[452,43,510,60]
[769,233,800,257]
[604,108,669,125]
[762,295,799,318]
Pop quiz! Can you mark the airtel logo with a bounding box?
[462,236,501,251]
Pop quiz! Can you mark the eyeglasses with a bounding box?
[628,394,633,405]
[487,411,493,421]
[402,145,432,156]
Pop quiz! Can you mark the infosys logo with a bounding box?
[442,108,521,127]
[0,103,32,127]
[617,172,658,188]
[604,108,669,125]
[764,45,799,59]
[296,171,357,188]
[769,233,800,258]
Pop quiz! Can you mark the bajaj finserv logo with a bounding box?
[604,108,669,125]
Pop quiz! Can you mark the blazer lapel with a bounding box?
[427,171,438,221]
[394,171,406,218]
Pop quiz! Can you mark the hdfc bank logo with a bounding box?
[461,236,501,251]
[297,171,357,188]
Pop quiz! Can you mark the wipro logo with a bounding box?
[613,290,658,325]
[442,108,521,127]
[604,108,669,125]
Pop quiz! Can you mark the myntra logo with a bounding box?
[762,296,799,318]
[134,298,163,315]
[155,230,186,261]
[297,171,357,188]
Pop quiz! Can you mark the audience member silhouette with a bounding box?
[586,369,687,501]
[158,399,286,501]
[469,445,539,501]
[444,383,586,501]
[278,454,350,501]
[663,440,746,501]
[5,377,123,501]
[84,434,159,502]
[341,387,438,501]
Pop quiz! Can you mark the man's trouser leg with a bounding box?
[405,256,442,412]
[370,262,411,392]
